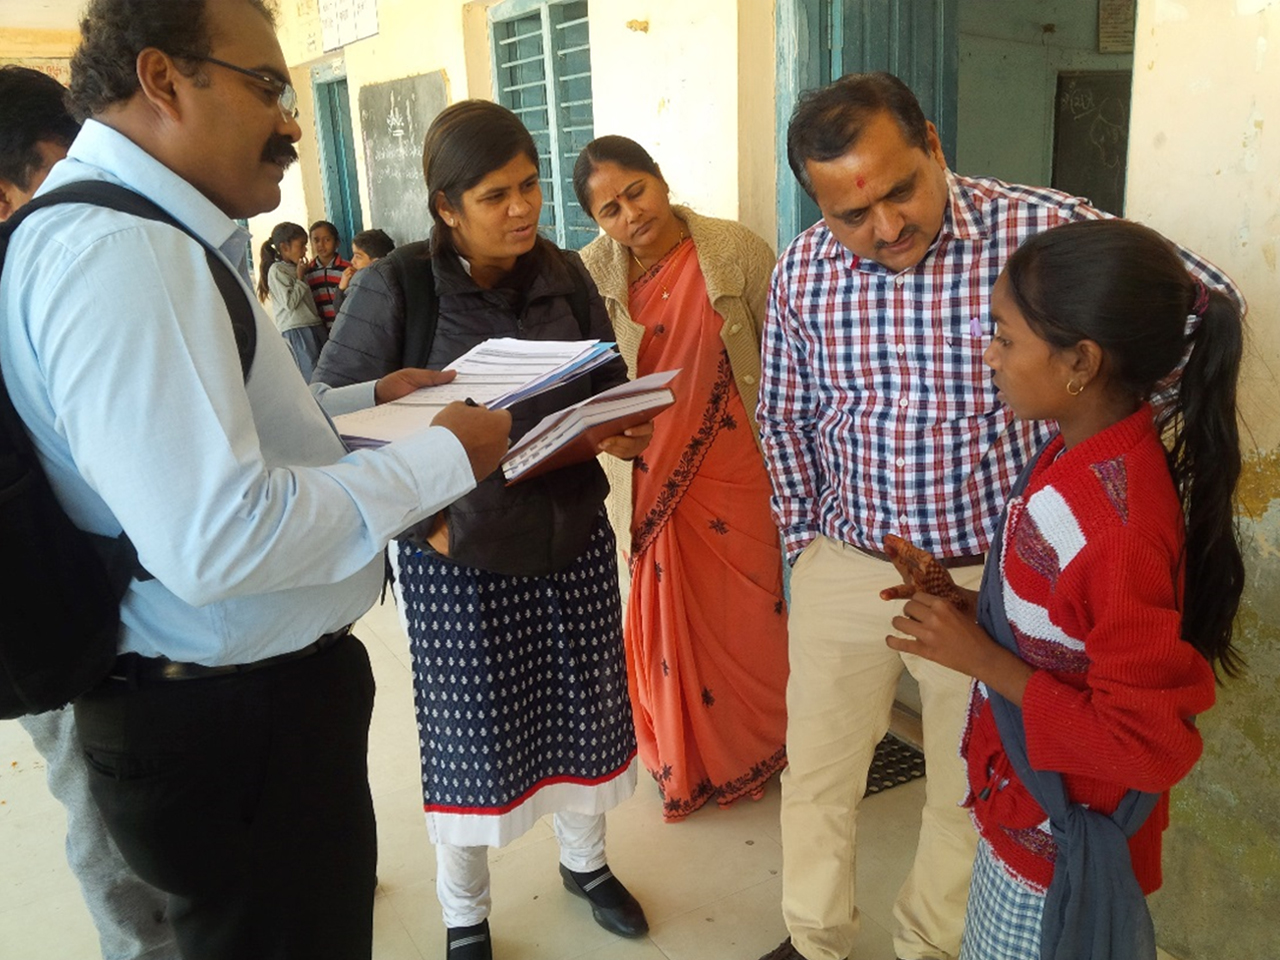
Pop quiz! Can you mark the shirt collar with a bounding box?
[812,169,989,275]
[943,170,988,245]
[47,119,249,267]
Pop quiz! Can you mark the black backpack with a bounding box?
[0,181,255,719]
[384,240,593,368]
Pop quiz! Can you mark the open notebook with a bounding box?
[500,369,679,484]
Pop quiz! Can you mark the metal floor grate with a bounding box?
[865,733,926,796]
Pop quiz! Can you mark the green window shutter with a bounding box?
[492,1,596,249]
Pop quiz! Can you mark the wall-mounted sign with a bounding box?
[1098,0,1135,54]
[320,0,379,53]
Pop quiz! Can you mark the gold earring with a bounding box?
[1066,377,1084,396]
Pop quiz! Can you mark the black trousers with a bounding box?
[74,634,377,960]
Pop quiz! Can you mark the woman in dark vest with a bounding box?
[313,101,652,960]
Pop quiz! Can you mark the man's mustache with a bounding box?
[875,225,916,249]
[263,137,298,168]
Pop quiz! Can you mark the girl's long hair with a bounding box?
[256,221,307,302]
[1004,218,1245,678]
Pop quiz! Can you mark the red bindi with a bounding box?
[856,176,866,188]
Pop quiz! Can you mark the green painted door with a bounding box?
[776,0,958,249]
[314,77,364,259]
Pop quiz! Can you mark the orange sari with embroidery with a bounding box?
[625,238,788,822]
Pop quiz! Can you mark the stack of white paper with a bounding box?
[331,339,619,449]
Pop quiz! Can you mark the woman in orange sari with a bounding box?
[576,136,788,821]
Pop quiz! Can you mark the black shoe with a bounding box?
[756,938,810,960]
[559,863,649,938]
[446,919,493,960]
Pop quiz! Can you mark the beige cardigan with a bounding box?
[579,205,777,554]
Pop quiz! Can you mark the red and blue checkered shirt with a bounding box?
[759,172,1240,564]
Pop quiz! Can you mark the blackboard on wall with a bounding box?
[358,71,447,249]
[1051,71,1132,216]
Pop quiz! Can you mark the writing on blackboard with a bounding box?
[358,72,448,246]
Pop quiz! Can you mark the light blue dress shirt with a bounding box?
[0,120,475,665]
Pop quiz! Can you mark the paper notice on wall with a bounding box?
[1098,0,1136,54]
[320,0,379,52]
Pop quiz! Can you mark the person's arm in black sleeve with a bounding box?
[565,251,630,394]
[312,259,407,387]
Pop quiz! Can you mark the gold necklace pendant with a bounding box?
[630,231,685,301]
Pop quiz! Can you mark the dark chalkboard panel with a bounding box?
[358,71,447,248]
[1051,71,1132,216]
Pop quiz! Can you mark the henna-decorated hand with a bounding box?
[879,534,974,614]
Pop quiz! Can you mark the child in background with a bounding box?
[257,221,327,380]
[332,227,395,315]
[882,218,1243,960]
[304,219,351,329]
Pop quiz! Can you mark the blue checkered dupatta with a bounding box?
[976,449,1159,960]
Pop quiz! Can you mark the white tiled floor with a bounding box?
[0,596,1185,960]
[0,594,926,960]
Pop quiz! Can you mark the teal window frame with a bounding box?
[490,0,597,250]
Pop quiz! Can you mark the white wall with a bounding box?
[1127,8,1280,954]
[588,0,743,220]
[1126,0,1280,449]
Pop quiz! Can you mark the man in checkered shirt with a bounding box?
[754,73,1237,960]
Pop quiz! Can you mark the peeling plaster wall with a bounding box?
[737,0,777,246]
[589,0,743,223]
[0,27,77,61]
[1127,3,1280,957]
[0,28,77,87]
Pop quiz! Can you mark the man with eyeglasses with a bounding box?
[0,63,180,960]
[0,2,512,958]
[183,52,301,119]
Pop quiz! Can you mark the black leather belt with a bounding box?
[852,545,985,569]
[109,625,353,683]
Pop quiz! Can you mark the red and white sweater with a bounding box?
[962,404,1216,893]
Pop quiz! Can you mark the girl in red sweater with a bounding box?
[883,219,1244,960]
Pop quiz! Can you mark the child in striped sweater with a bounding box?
[882,219,1244,960]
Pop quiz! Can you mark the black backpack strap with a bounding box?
[0,181,261,586]
[389,241,438,368]
[565,261,593,338]
[1,182,256,379]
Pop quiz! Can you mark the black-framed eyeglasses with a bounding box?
[182,54,299,120]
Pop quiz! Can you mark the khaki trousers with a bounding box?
[781,536,980,960]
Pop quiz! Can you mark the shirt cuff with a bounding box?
[312,381,377,417]
[382,424,476,518]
